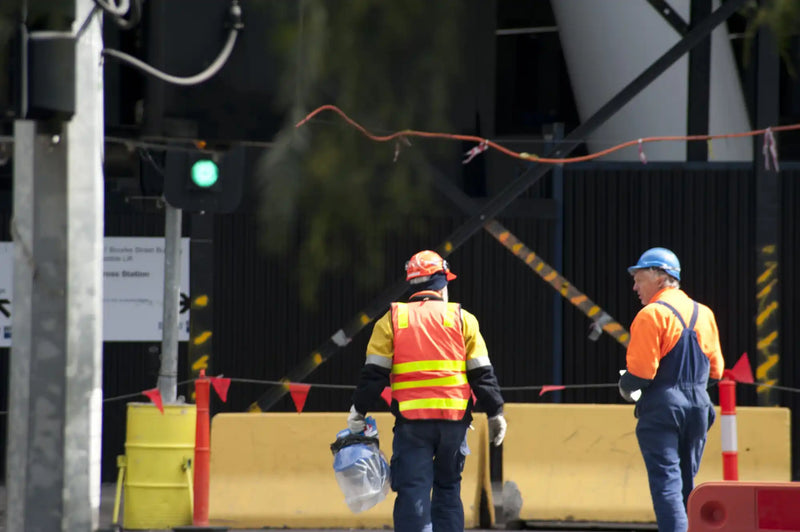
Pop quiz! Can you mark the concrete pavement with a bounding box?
[0,483,655,531]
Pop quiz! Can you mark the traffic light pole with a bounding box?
[7,0,104,530]
[158,202,182,403]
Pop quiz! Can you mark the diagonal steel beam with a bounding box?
[248,0,748,412]
[688,0,712,161]
[647,0,689,35]
[439,0,747,255]
[415,154,631,344]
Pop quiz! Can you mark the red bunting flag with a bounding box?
[209,376,231,402]
[724,352,754,384]
[380,386,392,407]
[289,383,311,413]
[539,385,566,397]
[142,388,164,414]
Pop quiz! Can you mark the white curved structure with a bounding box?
[552,0,752,161]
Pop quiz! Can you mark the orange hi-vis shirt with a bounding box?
[390,299,472,420]
[627,287,724,381]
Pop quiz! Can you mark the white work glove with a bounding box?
[347,405,366,434]
[488,414,507,447]
[618,370,642,403]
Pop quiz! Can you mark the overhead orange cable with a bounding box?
[296,104,800,164]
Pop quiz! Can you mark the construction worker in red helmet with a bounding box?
[347,249,506,532]
[620,247,725,532]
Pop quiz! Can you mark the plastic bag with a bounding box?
[330,416,391,513]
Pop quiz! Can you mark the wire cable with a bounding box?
[107,0,143,31]
[0,377,795,414]
[94,0,130,17]
[101,0,243,86]
[75,4,102,40]
[296,104,800,164]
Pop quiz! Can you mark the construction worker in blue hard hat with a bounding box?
[346,250,506,532]
[619,247,725,532]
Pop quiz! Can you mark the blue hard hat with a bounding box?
[628,247,681,280]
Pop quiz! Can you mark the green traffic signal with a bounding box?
[164,147,244,212]
[191,159,219,188]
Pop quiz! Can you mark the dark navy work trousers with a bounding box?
[636,397,713,532]
[390,421,470,532]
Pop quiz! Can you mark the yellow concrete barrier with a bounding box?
[208,412,493,529]
[503,403,790,524]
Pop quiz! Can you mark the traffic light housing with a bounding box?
[164,145,245,213]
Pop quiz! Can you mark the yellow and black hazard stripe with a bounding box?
[248,218,632,412]
[483,219,629,348]
[248,222,629,413]
[755,244,779,404]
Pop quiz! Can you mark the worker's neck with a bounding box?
[410,286,448,303]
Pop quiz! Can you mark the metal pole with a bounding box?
[188,212,214,396]
[549,123,564,403]
[159,202,182,403]
[753,9,780,407]
[7,0,104,529]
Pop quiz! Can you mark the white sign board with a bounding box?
[0,237,190,346]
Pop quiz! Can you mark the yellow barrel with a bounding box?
[123,402,196,529]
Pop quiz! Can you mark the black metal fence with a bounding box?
[0,163,797,483]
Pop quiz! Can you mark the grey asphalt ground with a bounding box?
[0,484,656,532]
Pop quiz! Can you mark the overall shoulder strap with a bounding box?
[654,300,687,329]
[687,301,699,330]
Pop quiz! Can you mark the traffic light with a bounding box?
[164,145,245,213]
[191,159,219,188]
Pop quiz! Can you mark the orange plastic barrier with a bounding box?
[687,481,800,531]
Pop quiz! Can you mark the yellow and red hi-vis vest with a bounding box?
[390,300,471,421]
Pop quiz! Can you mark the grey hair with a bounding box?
[656,269,680,288]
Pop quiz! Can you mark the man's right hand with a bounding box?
[618,384,641,403]
[488,414,507,446]
[347,405,366,434]
[618,369,642,402]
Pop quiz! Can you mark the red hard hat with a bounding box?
[405,250,457,282]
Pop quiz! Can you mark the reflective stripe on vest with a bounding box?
[391,301,470,420]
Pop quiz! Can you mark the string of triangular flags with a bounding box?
[141,375,231,414]
[137,353,762,414]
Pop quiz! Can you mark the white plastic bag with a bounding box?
[330,417,391,513]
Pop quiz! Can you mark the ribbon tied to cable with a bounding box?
[762,127,779,171]
[463,140,489,164]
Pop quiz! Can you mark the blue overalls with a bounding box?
[634,300,716,532]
